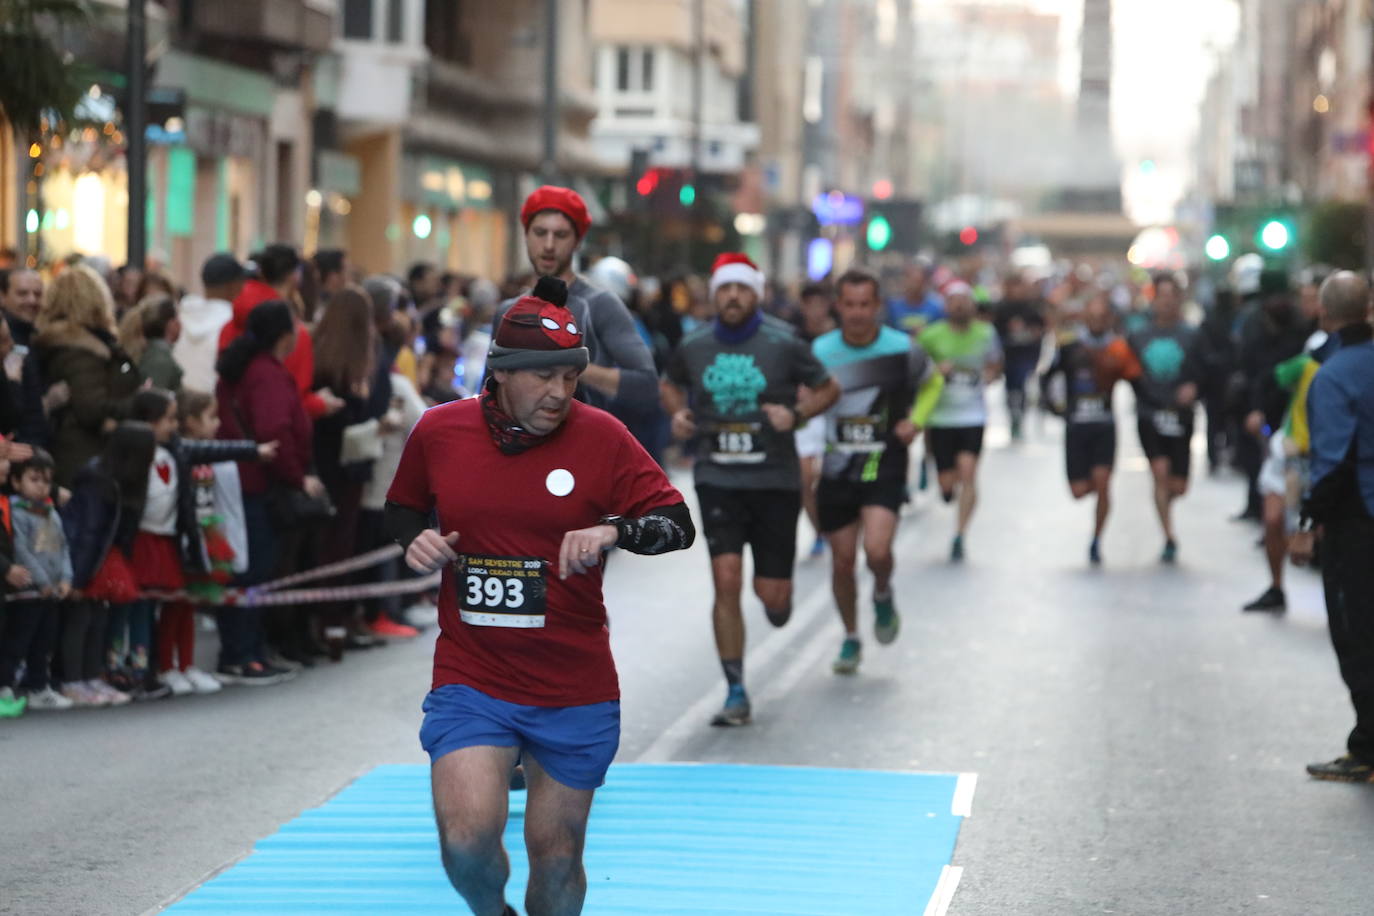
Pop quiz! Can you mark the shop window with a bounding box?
[343,0,372,39]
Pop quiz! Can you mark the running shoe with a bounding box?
[831,637,862,675]
[1161,539,1178,564]
[809,535,826,559]
[710,685,751,727]
[1306,754,1374,783]
[90,680,131,706]
[873,596,900,645]
[0,687,27,718]
[950,535,965,563]
[1242,587,1286,613]
[371,617,420,638]
[61,681,107,707]
[1089,538,1102,566]
[183,667,223,694]
[161,669,194,696]
[26,686,74,711]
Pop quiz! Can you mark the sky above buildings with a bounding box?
[921,0,1240,224]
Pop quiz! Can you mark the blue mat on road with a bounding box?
[165,763,970,915]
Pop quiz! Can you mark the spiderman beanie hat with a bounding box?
[487,276,590,371]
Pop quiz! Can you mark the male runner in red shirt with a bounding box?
[385,277,694,916]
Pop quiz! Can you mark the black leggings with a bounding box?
[60,601,109,683]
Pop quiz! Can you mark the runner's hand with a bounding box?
[893,419,919,445]
[1177,382,1198,408]
[558,525,618,579]
[1290,529,1317,567]
[406,530,461,574]
[671,408,696,440]
[762,403,796,432]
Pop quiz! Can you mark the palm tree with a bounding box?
[0,0,93,138]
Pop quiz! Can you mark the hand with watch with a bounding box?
[761,402,801,433]
[558,518,621,579]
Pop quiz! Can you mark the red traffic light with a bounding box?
[636,168,663,197]
[959,226,978,246]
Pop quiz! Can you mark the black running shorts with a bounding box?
[695,485,801,579]
[1065,423,1116,483]
[815,477,907,533]
[926,426,985,473]
[1136,417,1192,480]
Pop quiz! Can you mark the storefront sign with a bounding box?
[409,155,494,210]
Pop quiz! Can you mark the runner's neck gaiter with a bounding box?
[713,308,763,344]
[481,380,553,455]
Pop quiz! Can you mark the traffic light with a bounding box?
[1204,234,1231,261]
[959,226,978,246]
[1259,218,1293,252]
[679,183,696,207]
[636,169,660,197]
[866,213,892,251]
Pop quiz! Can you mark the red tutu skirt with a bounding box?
[86,547,139,603]
[130,531,186,590]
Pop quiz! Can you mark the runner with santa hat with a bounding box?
[385,276,694,916]
[662,253,840,726]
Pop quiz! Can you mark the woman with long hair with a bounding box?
[309,285,379,658]
[34,264,145,486]
[215,300,322,683]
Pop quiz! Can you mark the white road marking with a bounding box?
[951,772,978,817]
[923,865,964,916]
[635,581,835,762]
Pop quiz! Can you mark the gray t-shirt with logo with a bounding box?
[666,315,831,490]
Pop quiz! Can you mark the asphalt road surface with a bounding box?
[4,398,1370,916]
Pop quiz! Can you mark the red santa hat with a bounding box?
[520,185,592,238]
[709,253,765,299]
[488,276,589,371]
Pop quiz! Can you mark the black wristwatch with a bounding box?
[599,514,629,546]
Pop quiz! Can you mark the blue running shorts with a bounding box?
[420,684,621,790]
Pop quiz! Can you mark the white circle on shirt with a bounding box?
[546,468,575,497]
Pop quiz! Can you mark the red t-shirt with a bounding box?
[386,398,683,706]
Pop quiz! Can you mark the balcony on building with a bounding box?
[182,0,335,52]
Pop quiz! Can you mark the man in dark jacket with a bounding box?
[1235,271,1313,519]
[0,269,58,445]
[1292,271,1374,782]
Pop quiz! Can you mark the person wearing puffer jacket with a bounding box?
[174,254,247,395]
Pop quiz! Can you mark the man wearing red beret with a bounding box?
[501,186,659,441]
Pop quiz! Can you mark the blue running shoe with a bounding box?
[950,534,965,562]
[873,596,900,645]
[1089,538,1102,566]
[1161,539,1177,564]
[831,637,862,675]
[809,535,826,558]
[710,685,751,726]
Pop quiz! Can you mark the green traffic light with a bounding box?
[867,214,892,251]
[679,184,696,207]
[1204,234,1230,261]
[1260,219,1291,251]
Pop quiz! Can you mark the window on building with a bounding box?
[641,48,655,92]
[386,0,403,42]
[426,0,470,64]
[616,48,631,91]
[343,0,372,39]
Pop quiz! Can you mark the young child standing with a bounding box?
[0,448,75,713]
[61,422,156,707]
[0,440,36,716]
[131,389,274,693]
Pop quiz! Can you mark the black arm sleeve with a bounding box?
[614,501,695,555]
[383,500,432,551]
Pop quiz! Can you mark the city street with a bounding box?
[4,397,1370,916]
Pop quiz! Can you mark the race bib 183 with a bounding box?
[708,421,767,464]
[457,554,547,628]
